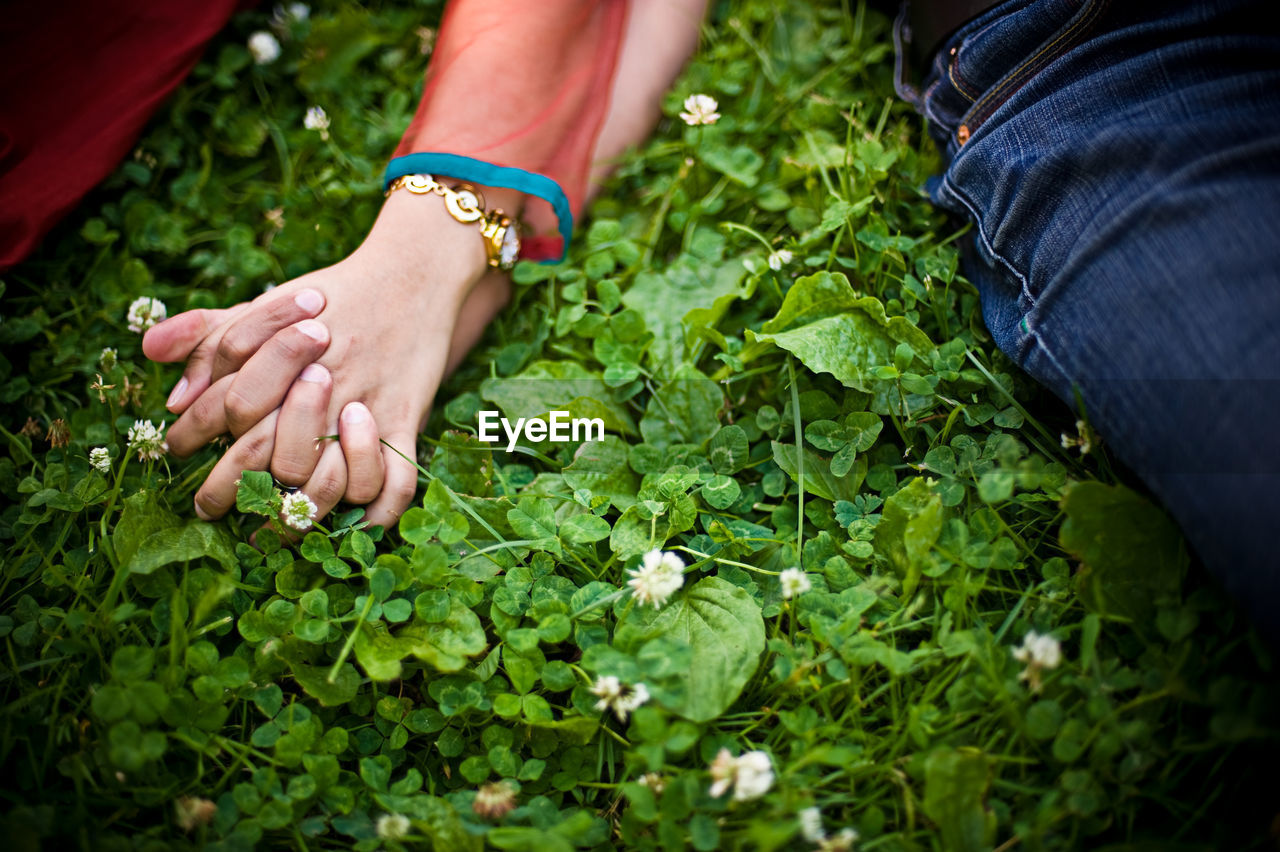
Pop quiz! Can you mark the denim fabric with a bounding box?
[898,0,1280,640]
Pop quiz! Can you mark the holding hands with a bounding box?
[142,192,512,529]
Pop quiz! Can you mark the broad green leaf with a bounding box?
[111,645,155,681]
[752,310,933,394]
[1025,700,1063,741]
[702,144,763,186]
[639,364,723,448]
[481,360,636,436]
[619,576,765,722]
[560,513,611,544]
[609,504,668,559]
[527,715,599,747]
[922,748,996,852]
[507,497,561,554]
[354,623,406,681]
[129,519,237,574]
[1061,482,1187,622]
[235,470,280,516]
[112,491,181,567]
[751,272,934,394]
[563,437,639,510]
[399,479,453,544]
[624,262,742,373]
[291,662,360,707]
[399,600,487,671]
[759,271,861,333]
[701,475,741,510]
[771,440,867,503]
[708,425,750,474]
[875,478,944,597]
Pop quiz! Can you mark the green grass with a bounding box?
[1,2,1276,850]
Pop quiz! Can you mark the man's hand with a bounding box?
[144,190,511,529]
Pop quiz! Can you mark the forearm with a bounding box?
[391,0,707,255]
[585,0,709,203]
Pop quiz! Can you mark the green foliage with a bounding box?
[0,1,1275,850]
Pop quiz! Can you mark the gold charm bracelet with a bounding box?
[385,173,521,270]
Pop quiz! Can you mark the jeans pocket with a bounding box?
[955,0,1110,139]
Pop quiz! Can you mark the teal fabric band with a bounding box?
[383,153,572,263]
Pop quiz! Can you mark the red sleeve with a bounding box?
[0,0,244,271]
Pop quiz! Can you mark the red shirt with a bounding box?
[0,1,244,269]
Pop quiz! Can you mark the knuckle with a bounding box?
[276,327,318,360]
[385,479,417,510]
[345,478,382,505]
[223,387,259,430]
[195,489,231,518]
[236,430,274,470]
[267,295,297,323]
[310,472,346,507]
[188,390,224,430]
[217,329,255,368]
[271,457,312,487]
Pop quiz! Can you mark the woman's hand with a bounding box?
[144,190,511,528]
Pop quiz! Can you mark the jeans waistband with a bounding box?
[905,0,1003,65]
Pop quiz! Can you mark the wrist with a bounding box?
[354,189,489,309]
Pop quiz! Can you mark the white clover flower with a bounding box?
[709,748,774,802]
[375,812,410,839]
[679,93,720,126]
[304,106,330,140]
[733,750,774,800]
[622,682,651,715]
[799,806,860,849]
[174,796,217,832]
[590,675,622,704]
[90,447,111,474]
[248,31,281,64]
[126,420,167,461]
[1060,419,1093,455]
[637,772,666,794]
[304,105,329,132]
[415,25,437,54]
[281,490,318,531]
[99,347,118,370]
[818,828,860,851]
[779,567,812,600]
[708,748,736,798]
[590,675,650,722]
[767,249,793,271]
[472,780,518,819]
[626,549,685,608]
[799,806,825,843]
[271,2,309,30]
[1013,629,1062,691]
[1014,630,1062,669]
[126,297,166,333]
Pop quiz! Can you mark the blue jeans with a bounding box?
[896,0,1280,640]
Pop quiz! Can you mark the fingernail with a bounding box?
[294,288,324,314]
[296,319,328,341]
[166,377,188,409]
[300,363,328,383]
[194,500,212,521]
[342,402,370,424]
